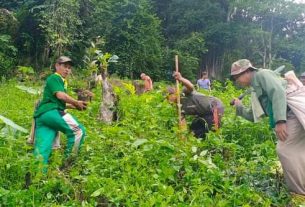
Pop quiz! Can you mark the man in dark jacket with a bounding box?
[168,72,224,138]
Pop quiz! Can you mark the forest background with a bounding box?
[1,0,305,82]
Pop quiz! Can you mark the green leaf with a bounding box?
[0,115,28,133]
[16,85,41,95]
[132,138,148,148]
[108,55,119,63]
[91,188,103,197]
[0,187,9,197]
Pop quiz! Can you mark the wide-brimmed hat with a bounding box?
[56,56,73,66]
[231,59,257,76]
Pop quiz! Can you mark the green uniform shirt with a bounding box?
[181,91,224,117]
[236,69,287,127]
[34,73,67,118]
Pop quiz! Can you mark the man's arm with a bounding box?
[56,92,87,110]
[66,103,76,109]
[173,72,194,93]
[148,77,153,90]
[233,99,255,122]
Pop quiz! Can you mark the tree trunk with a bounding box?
[268,15,274,68]
[99,66,116,124]
[202,48,224,80]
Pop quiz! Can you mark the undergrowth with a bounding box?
[0,79,293,206]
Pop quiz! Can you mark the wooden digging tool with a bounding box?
[175,55,182,128]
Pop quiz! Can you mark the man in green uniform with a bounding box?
[168,72,224,138]
[231,59,305,195]
[34,56,87,170]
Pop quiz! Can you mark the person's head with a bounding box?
[166,86,191,103]
[140,73,146,80]
[201,71,208,79]
[55,56,73,78]
[300,72,305,85]
[166,86,177,103]
[231,59,257,87]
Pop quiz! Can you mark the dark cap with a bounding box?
[56,56,73,65]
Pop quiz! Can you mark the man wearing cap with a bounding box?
[169,72,224,138]
[33,56,87,171]
[140,73,153,92]
[300,72,305,85]
[231,59,305,195]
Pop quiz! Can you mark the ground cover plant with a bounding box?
[0,78,295,206]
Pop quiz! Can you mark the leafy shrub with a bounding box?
[0,35,17,77]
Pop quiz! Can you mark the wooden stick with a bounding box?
[175,55,182,126]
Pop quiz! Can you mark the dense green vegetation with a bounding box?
[0,78,295,206]
[1,0,305,81]
[1,0,305,206]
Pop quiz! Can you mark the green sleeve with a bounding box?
[256,70,287,123]
[46,75,65,95]
[236,105,254,122]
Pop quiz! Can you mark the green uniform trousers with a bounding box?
[34,109,85,165]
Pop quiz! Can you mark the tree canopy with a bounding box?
[1,0,305,80]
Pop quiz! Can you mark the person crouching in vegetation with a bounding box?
[33,56,87,171]
[231,59,305,195]
[167,72,224,138]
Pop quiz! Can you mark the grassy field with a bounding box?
[0,78,293,206]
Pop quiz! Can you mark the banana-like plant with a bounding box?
[83,38,119,123]
[0,114,28,133]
